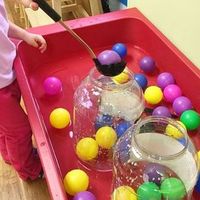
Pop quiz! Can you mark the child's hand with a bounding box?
[20,0,39,10]
[24,32,47,53]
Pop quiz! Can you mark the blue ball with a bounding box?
[112,43,127,58]
[178,137,186,146]
[95,114,113,130]
[195,174,200,192]
[116,121,131,137]
[134,73,148,89]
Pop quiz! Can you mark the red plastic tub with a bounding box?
[14,8,200,200]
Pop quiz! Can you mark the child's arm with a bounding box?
[8,22,47,53]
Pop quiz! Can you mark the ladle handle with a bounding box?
[34,0,96,59]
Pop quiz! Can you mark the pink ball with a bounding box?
[163,84,182,103]
[43,76,62,95]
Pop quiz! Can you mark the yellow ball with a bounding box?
[63,169,89,196]
[197,151,200,167]
[144,86,163,105]
[112,70,129,84]
[49,108,70,129]
[197,151,200,160]
[95,126,117,149]
[166,121,186,139]
[112,186,137,200]
[76,137,99,161]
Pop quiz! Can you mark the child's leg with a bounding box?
[0,129,10,164]
[0,80,42,180]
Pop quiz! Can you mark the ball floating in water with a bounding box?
[134,73,148,90]
[163,84,182,103]
[49,108,70,129]
[143,163,167,185]
[76,137,98,161]
[152,106,171,117]
[139,56,156,73]
[116,121,131,138]
[161,177,186,200]
[144,86,163,105]
[172,96,192,116]
[112,186,137,200]
[112,70,129,84]
[112,43,127,58]
[137,182,161,200]
[97,50,121,65]
[63,169,89,196]
[95,126,117,149]
[165,121,186,139]
[73,191,96,200]
[180,110,200,130]
[178,137,186,146]
[43,76,62,95]
[157,72,175,90]
[95,114,113,130]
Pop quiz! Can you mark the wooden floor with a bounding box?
[1,2,51,200]
[0,156,50,200]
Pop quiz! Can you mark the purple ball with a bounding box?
[97,50,121,65]
[73,191,96,200]
[143,163,167,185]
[173,96,193,116]
[139,56,156,73]
[163,84,182,103]
[43,76,62,95]
[157,72,175,90]
[152,106,171,117]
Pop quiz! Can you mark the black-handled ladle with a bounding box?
[33,0,126,76]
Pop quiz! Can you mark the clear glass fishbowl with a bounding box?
[112,116,199,199]
[73,67,144,171]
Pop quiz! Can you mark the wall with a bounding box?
[128,0,200,69]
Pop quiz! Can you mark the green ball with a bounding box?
[180,110,200,130]
[137,182,161,200]
[161,177,186,200]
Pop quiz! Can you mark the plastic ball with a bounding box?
[165,121,186,139]
[197,151,200,161]
[144,86,163,105]
[97,50,121,65]
[173,96,193,116]
[112,43,127,58]
[76,138,99,161]
[197,151,200,167]
[43,76,62,95]
[152,106,171,117]
[195,174,200,193]
[163,84,182,103]
[73,191,96,200]
[49,108,70,129]
[157,72,175,90]
[180,110,200,130]
[134,73,148,89]
[139,56,156,73]
[112,70,129,84]
[63,169,89,196]
[95,126,117,149]
[143,163,167,185]
[116,121,131,138]
[112,186,137,200]
[95,114,113,130]
[178,137,186,146]
[137,182,161,200]
[161,177,186,200]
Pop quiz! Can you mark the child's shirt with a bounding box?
[0,0,16,89]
